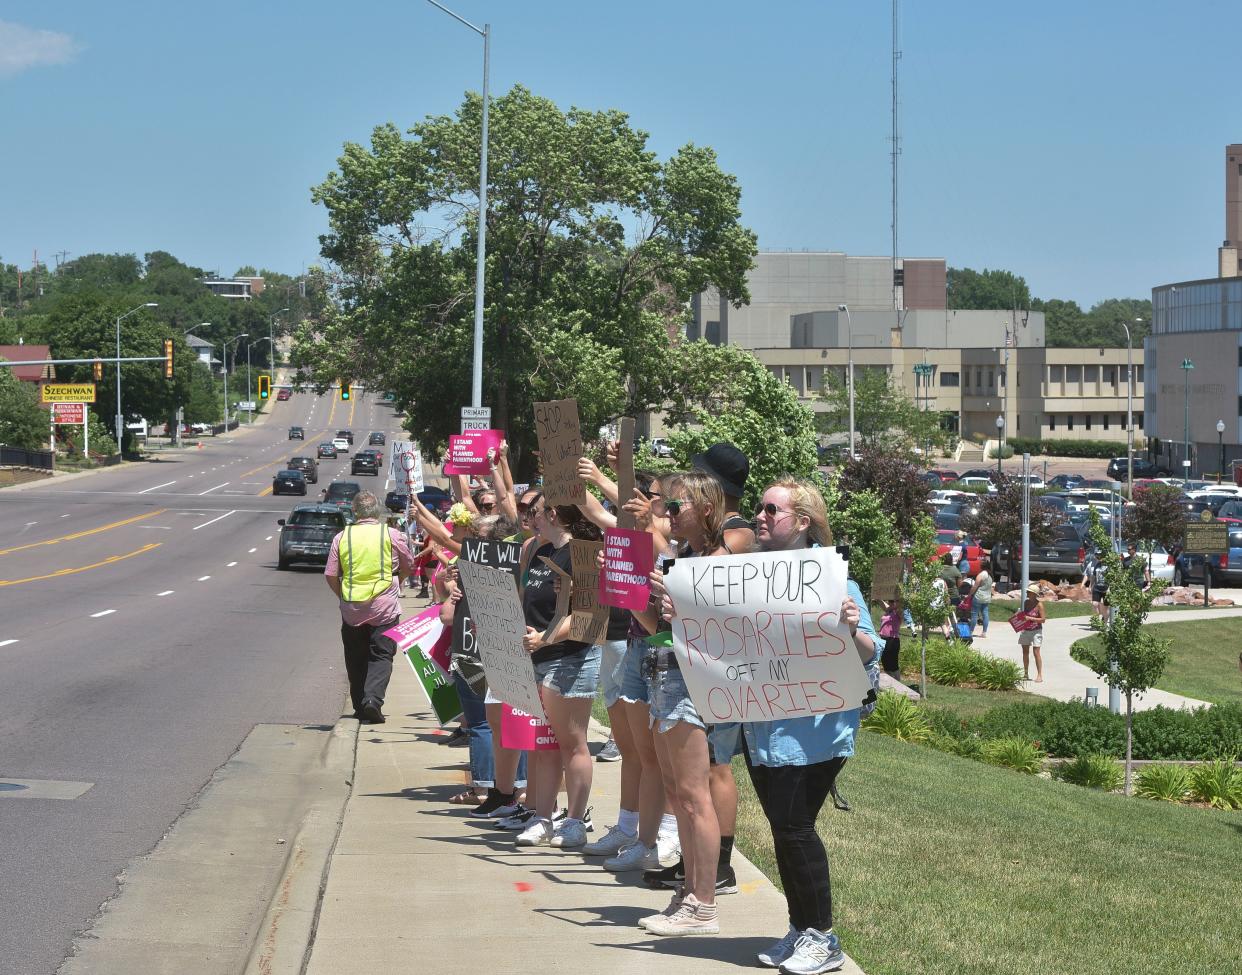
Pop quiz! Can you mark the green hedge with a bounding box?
[1006,437,1142,459]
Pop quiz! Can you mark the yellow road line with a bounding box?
[0,509,168,558]
[258,485,274,497]
[0,543,162,587]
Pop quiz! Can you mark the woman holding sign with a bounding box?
[744,477,880,974]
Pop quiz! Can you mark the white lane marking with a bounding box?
[199,471,207,474]
[227,561,238,567]
[248,547,257,553]
[198,482,229,495]
[265,535,273,541]
[156,590,175,596]
[61,513,71,518]
[188,475,195,479]
[90,609,116,618]
[192,510,236,531]
[197,575,211,582]
[0,639,18,647]
[25,521,37,527]
[138,480,177,494]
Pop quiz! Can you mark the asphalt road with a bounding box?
[0,391,405,975]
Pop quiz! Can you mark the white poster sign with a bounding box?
[456,560,546,719]
[388,440,424,493]
[663,548,871,724]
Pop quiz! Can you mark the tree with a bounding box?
[184,361,222,426]
[835,445,929,541]
[961,476,1063,583]
[900,514,942,698]
[947,267,1030,311]
[1072,511,1170,795]
[1126,484,1185,551]
[298,85,758,476]
[1033,295,1152,348]
[821,479,899,596]
[817,369,953,457]
[1031,297,1085,348]
[0,366,48,450]
[665,342,818,512]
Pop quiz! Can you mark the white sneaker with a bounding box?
[550,817,588,848]
[643,893,719,937]
[653,833,681,868]
[758,925,801,968]
[637,887,684,930]
[779,928,845,974]
[604,840,654,872]
[583,824,636,857]
[515,817,555,847]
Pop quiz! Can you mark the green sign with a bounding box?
[405,647,462,727]
[1183,521,1229,555]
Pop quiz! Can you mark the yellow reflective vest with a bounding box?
[339,523,393,602]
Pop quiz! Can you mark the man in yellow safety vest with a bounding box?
[324,491,416,722]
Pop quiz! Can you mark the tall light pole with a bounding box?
[1181,358,1194,477]
[223,333,248,431]
[1217,419,1226,484]
[838,304,854,458]
[995,415,1005,477]
[1118,318,1140,498]
[114,301,158,449]
[269,307,289,372]
[427,0,489,409]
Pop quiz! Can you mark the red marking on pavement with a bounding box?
[514,882,533,892]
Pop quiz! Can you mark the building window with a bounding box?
[1048,415,1055,431]
[940,372,960,387]
[976,369,983,387]
[1135,365,1144,383]
[1137,412,1144,429]
[1066,365,1082,383]
[1017,415,1021,431]
[1068,415,1075,431]
[999,372,1006,387]
[1085,415,1092,430]
[1085,365,1099,383]
[1106,367,1116,385]
[1050,365,1064,383]
[988,370,995,387]
[704,321,720,344]
[1238,347,1242,368]
[1104,414,1110,430]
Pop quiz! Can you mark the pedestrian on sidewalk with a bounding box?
[1019,583,1047,683]
[324,490,416,723]
[967,566,993,637]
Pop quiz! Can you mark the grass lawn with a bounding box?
[733,732,1241,975]
[910,681,1031,718]
[1072,617,1242,706]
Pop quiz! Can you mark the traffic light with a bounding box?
[258,374,271,400]
[340,381,351,401]
[93,359,103,381]
[163,338,175,379]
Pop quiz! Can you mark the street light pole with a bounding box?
[1118,319,1137,498]
[1181,358,1194,477]
[1217,419,1225,484]
[114,301,158,450]
[838,304,854,458]
[223,333,249,432]
[995,415,1004,477]
[427,0,489,409]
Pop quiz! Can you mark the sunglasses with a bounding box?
[755,502,793,519]
[480,502,496,511]
[664,499,692,517]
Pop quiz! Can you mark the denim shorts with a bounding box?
[707,722,743,764]
[648,659,706,733]
[618,636,651,704]
[533,644,603,699]
[598,638,627,709]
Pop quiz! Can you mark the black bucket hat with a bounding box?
[691,442,749,499]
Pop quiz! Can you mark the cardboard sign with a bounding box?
[1008,610,1041,632]
[456,559,546,719]
[600,527,654,610]
[662,548,872,723]
[615,417,636,530]
[569,539,609,644]
[537,554,574,645]
[871,557,905,602]
[452,537,524,684]
[499,705,560,751]
[533,399,585,504]
[444,430,503,476]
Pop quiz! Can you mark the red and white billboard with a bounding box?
[52,403,85,424]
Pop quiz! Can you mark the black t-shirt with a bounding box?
[605,605,630,642]
[524,541,589,664]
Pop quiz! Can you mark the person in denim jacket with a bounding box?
[744,477,881,975]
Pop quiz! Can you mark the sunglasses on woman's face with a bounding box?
[664,499,692,518]
[755,502,793,519]
[480,502,496,511]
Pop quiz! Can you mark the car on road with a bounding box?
[191,421,213,434]
[272,469,308,496]
[287,456,319,484]
[288,426,304,440]
[337,430,354,445]
[276,505,347,570]
[1106,457,1167,480]
[369,432,386,446]
[321,480,362,513]
[331,436,350,454]
[956,476,997,493]
[1047,473,1087,490]
[276,387,291,401]
[317,442,337,458]
[351,451,380,476]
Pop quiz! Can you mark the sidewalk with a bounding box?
[973,607,1242,711]
[302,632,866,974]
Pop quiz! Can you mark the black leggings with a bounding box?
[744,744,845,932]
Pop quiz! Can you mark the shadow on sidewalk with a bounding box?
[603,936,774,965]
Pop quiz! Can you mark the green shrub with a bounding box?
[862,692,932,743]
[1054,753,1124,791]
[921,705,973,741]
[1132,703,1242,761]
[1006,437,1137,460]
[927,643,976,686]
[980,736,1045,774]
[1134,763,1191,803]
[1188,758,1242,810]
[975,700,1124,758]
[972,655,1024,691]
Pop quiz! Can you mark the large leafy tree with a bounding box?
[836,445,929,541]
[961,475,1063,582]
[298,85,757,474]
[947,267,1030,310]
[1126,484,1185,551]
[816,369,952,456]
[0,366,48,450]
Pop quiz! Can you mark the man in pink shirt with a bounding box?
[324,491,416,723]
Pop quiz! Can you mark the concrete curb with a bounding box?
[242,716,358,975]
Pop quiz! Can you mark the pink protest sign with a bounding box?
[377,606,454,678]
[499,705,560,751]
[444,429,502,475]
[600,527,654,611]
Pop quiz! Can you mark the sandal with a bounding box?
[449,789,484,805]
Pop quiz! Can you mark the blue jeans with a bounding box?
[454,672,494,789]
[970,601,990,634]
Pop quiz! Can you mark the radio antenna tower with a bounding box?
[890,0,902,313]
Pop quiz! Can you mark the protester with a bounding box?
[879,599,902,676]
[745,476,880,973]
[1019,583,1047,682]
[1123,542,1151,589]
[967,564,993,637]
[323,490,416,723]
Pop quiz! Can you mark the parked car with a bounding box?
[351,451,380,476]
[959,468,999,483]
[272,469,308,496]
[276,505,347,570]
[321,480,362,512]
[331,436,350,454]
[1174,526,1242,585]
[927,469,959,485]
[645,437,674,458]
[337,430,354,445]
[935,530,985,577]
[287,456,319,484]
[318,442,338,459]
[993,524,1085,580]
[288,426,304,440]
[1106,457,1167,480]
[369,432,386,446]
[418,486,453,515]
[1047,473,1087,490]
[957,476,997,493]
[385,490,409,513]
[933,511,961,531]
[276,388,291,401]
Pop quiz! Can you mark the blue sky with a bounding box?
[2,1,1237,307]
